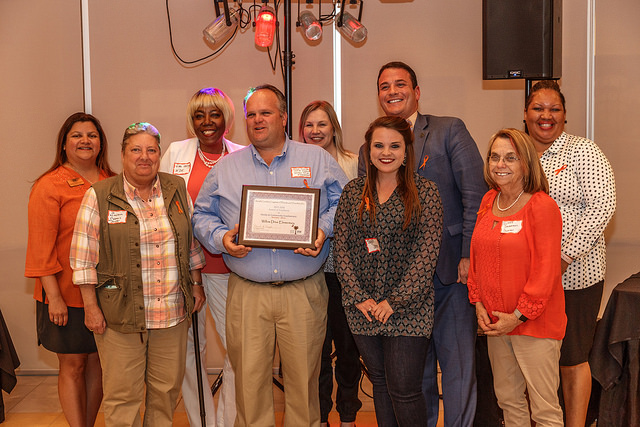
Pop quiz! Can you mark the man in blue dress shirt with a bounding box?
[193,84,348,427]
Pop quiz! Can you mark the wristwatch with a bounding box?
[513,308,528,322]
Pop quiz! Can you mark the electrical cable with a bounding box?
[165,0,296,87]
[166,0,238,65]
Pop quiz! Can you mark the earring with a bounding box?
[402,156,407,166]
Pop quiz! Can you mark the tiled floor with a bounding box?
[1,374,391,427]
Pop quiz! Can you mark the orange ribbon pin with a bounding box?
[554,164,568,175]
[419,155,429,170]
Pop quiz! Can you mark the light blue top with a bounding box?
[193,138,348,283]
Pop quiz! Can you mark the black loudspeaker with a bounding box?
[483,0,562,80]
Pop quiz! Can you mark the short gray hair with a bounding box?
[122,122,161,152]
[243,84,286,116]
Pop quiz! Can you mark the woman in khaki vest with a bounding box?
[70,122,205,426]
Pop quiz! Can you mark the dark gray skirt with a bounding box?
[36,300,97,354]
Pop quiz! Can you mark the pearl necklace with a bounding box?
[496,189,525,212]
[197,143,226,168]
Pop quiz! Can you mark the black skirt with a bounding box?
[36,300,97,354]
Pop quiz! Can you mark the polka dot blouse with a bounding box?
[539,132,616,290]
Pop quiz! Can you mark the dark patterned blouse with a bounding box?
[334,174,443,337]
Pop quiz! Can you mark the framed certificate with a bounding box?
[238,185,321,249]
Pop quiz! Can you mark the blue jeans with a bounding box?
[354,334,429,427]
[422,274,477,427]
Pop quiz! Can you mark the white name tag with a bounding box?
[173,162,191,175]
[501,220,523,234]
[365,238,380,253]
[290,167,311,178]
[108,210,127,224]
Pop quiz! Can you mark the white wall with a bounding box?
[1,0,638,373]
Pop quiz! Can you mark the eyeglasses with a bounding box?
[488,154,520,164]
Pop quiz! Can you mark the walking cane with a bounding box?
[192,309,206,427]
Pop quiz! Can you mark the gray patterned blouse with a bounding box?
[334,174,443,337]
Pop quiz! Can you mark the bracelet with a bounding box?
[513,308,528,322]
[192,281,203,287]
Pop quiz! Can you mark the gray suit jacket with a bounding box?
[358,113,487,284]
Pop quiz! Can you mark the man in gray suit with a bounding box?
[358,61,486,427]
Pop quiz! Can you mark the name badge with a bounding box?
[501,220,522,234]
[67,178,85,187]
[365,238,380,253]
[173,162,191,175]
[291,167,311,178]
[108,210,127,224]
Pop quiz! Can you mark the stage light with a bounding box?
[255,5,277,47]
[299,10,322,41]
[337,10,367,43]
[203,7,239,46]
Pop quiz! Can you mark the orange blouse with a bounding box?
[25,166,109,307]
[188,152,230,274]
[468,190,566,340]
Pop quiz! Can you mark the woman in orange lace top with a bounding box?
[467,128,566,427]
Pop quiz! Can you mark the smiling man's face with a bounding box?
[377,67,420,119]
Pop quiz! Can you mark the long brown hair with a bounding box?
[37,112,115,181]
[358,116,420,229]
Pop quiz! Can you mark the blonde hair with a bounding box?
[186,87,235,137]
[484,128,549,194]
[298,101,352,157]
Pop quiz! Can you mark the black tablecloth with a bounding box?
[0,308,20,423]
[590,272,640,427]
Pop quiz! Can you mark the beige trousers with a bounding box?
[488,334,563,427]
[226,270,328,427]
[94,320,188,427]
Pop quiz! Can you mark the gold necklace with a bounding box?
[66,163,97,184]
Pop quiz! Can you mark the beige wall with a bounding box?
[2,0,638,373]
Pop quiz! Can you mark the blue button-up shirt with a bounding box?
[193,138,348,283]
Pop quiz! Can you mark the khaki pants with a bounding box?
[94,320,188,427]
[488,334,563,427]
[226,271,328,427]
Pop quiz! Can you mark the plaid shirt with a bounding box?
[71,175,205,329]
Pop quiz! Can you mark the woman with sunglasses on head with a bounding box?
[71,122,205,426]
